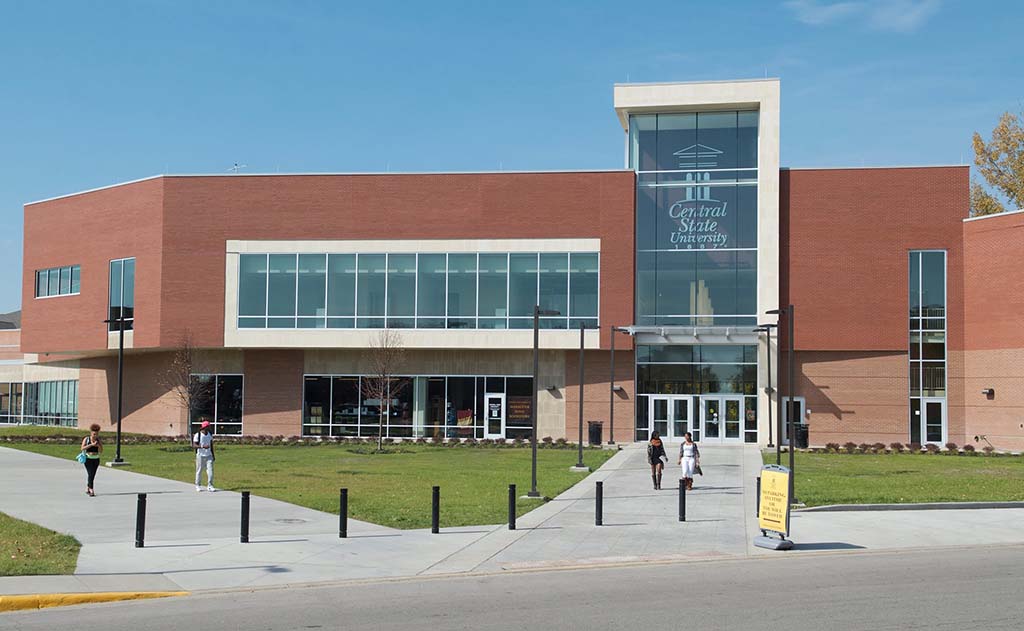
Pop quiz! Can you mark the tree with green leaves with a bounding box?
[971,110,1024,216]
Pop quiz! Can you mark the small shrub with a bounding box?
[872,442,886,452]
[983,445,995,455]
[924,443,941,454]
[843,442,858,454]
[541,436,554,444]
[945,442,959,452]
[890,442,904,453]
[554,437,568,447]
[825,442,841,453]
[907,442,922,453]
[963,444,976,453]
[858,443,872,453]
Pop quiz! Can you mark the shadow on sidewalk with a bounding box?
[792,542,866,551]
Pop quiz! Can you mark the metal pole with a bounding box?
[766,328,774,448]
[240,491,250,543]
[134,493,147,548]
[115,317,125,463]
[577,321,585,468]
[678,479,686,522]
[529,306,541,498]
[756,476,761,518]
[339,488,348,538]
[431,485,440,534]
[595,480,603,526]
[608,326,615,445]
[776,313,784,467]
[508,484,516,530]
[788,304,797,502]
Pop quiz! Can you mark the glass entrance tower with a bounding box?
[614,80,781,445]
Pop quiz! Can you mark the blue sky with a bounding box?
[1,0,1020,314]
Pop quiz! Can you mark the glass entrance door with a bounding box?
[649,396,692,441]
[921,397,945,445]
[700,396,743,443]
[485,393,505,439]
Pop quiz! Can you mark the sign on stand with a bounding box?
[754,464,794,550]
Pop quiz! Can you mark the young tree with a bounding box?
[156,330,214,439]
[971,110,1024,216]
[360,330,408,451]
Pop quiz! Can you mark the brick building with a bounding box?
[9,79,1024,449]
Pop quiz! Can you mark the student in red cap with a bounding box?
[192,419,216,492]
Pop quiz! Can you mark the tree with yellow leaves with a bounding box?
[971,111,1024,216]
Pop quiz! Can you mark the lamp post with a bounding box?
[753,323,777,451]
[766,306,797,501]
[529,305,561,498]
[102,314,127,465]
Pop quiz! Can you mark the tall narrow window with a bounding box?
[108,258,135,331]
[909,251,946,445]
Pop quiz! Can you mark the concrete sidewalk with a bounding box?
[3,443,1024,596]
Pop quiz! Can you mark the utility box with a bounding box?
[588,422,603,445]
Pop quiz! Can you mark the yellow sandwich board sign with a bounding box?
[758,465,791,536]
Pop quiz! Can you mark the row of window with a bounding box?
[303,375,533,439]
[636,250,757,326]
[237,252,599,330]
[35,265,81,298]
[0,380,79,428]
[629,111,759,178]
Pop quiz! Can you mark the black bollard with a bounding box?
[756,476,761,518]
[595,480,603,526]
[678,479,686,522]
[339,488,348,539]
[135,493,147,548]
[240,491,251,543]
[508,484,516,530]
[431,486,440,534]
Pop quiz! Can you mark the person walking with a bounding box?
[193,420,216,492]
[647,431,667,490]
[677,432,700,490]
[80,424,103,496]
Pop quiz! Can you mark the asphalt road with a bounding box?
[4,545,1023,630]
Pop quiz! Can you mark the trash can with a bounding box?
[588,421,603,445]
[795,424,809,449]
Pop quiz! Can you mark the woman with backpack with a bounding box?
[647,431,667,490]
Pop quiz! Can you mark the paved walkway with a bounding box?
[2,444,1024,595]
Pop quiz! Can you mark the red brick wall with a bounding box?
[77,353,182,435]
[781,166,968,352]
[158,172,635,350]
[963,211,1024,450]
[22,178,165,354]
[563,350,635,443]
[241,349,304,435]
[0,330,19,361]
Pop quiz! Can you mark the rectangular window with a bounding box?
[297,254,327,327]
[16,379,78,427]
[539,253,568,329]
[478,253,508,328]
[909,251,947,444]
[508,253,538,324]
[267,254,297,328]
[357,254,386,328]
[238,254,268,318]
[327,254,356,326]
[446,254,476,329]
[386,254,416,328]
[35,265,81,298]
[108,258,135,331]
[417,254,447,328]
[190,374,243,435]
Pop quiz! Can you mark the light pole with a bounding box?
[766,306,797,501]
[102,314,127,465]
[753,323,777,451]
[529,305,560,498]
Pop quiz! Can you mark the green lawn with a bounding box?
[4,439,613,529]
[0,512,81,576]
[764,451,1024,506]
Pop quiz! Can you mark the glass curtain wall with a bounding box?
[5,380,78,427]
[909,251,947,444]
[302,375,533,439]
[238,252,599,330]
[189,375,243,435]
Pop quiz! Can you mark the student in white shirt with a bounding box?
[193,420,216,492]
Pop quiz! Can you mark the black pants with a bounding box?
[84,458,99,489]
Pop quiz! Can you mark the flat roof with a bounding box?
[25,169,633,206]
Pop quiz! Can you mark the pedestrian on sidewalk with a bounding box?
[677,432,700,491]
[80,423,103,496]
[193,420,216,492]
[647,431,667,490]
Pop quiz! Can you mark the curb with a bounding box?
[0,591,188,613]
[796,501,1024,512]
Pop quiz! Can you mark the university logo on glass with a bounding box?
[666,143,729,249]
